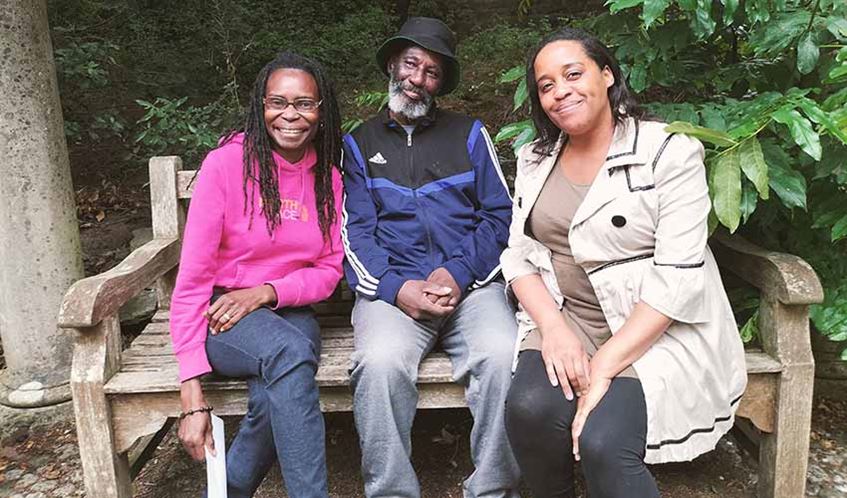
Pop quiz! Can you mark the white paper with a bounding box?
[205,414,228,498]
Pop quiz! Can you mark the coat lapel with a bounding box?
[518,135,562,219]
[571,118,649,227]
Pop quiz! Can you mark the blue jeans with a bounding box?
[350,281,521,498]
[205,304,328,498]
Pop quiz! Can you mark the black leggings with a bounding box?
[505,350,660,498]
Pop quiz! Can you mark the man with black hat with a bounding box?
[341,16,520,498]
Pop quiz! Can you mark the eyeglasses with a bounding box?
[263,97,322,113]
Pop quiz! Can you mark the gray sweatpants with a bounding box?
[349,281,521,498]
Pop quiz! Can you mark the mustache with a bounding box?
[389,77,433,102]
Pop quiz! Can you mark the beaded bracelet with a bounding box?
[179,405,213,420]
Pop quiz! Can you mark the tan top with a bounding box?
[521,164,636,378]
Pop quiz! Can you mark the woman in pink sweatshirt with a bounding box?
[170,52,343,498]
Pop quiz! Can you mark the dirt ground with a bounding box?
[1,396,846,497]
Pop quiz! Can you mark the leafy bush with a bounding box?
[133,97,238,168]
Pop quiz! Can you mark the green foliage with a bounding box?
[54,40,118,89]
[342,91,389,133]
[133,97,236,167]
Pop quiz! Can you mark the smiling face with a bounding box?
[386,45,443,123]
[534,40,615,138]
[263,68,320,163]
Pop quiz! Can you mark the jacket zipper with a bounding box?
[406,129,437,268]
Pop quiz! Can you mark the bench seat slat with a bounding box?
[107,311,782,396]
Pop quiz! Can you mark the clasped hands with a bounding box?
[539,322,613,462]
[396,267,461,321]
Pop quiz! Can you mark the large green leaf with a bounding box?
[796,32,819,75]
[665,121,737,147]
[499,66,523,84]
[711,148,742,232]
[738,138,769,199]
[629,64,648,93]
[828,64,847,83]
[796,98,847,145]
[512,126,537,153]
[691,0,717,38]
[748,10,809,56]
[739,309,759,343]
[513,78,528,111]
[495,120,534,143]
[762,140,808,209]
[832,213,847,242]
[721,0,739,25]
[740,182,758,223]
[771,106,822,160]
[642,0,671,28]
[606,0,644,13]
[827,17,847,41]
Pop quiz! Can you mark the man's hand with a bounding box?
[396,280,455,320]
[425,267,461,307]
[204,284,276,334]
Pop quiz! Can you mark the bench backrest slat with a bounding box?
[177,170,199,199]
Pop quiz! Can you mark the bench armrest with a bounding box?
[710,231,823,305]
[59,237,181,329]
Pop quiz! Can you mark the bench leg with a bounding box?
[756,362,814,498]
[71,316,133,498]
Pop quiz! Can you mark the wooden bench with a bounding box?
[59,156,823,498]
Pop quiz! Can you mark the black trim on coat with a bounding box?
[586,253,654,275]
[606,120,640,160]
[651,134,676,172]
[645,394,744,450]
[624,166,655,192]
[654,261,705,268]
[622,132,677,191]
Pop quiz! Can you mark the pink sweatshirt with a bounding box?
[170,134,344,382]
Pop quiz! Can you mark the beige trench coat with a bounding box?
[500,118,747,464]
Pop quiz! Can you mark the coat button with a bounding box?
[612,215,627,227]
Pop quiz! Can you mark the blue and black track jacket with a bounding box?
[341,107,512,305]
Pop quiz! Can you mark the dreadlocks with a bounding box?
[223,51,342,241]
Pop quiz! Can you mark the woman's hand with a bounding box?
[539,322,591,401]
[178,379,215,461]
[571,373,612,461]
[204,284,277,334]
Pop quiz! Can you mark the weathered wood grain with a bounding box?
[70,316,132,497]
[711,231,823,305]
[755,297,815,498]
[149,157,185,239]
[58,238,180,329]
[110,383,467,453]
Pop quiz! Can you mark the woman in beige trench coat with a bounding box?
[500,28,747,498]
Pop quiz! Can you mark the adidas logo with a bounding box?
[368,152,387,165]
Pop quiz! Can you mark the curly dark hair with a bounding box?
[526,27,647,157]
[222,51,342,241]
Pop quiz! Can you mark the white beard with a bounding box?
[387,76,433,121]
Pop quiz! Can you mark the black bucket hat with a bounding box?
[376,17,460,96]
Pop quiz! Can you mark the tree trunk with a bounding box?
[0,0,84,407]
